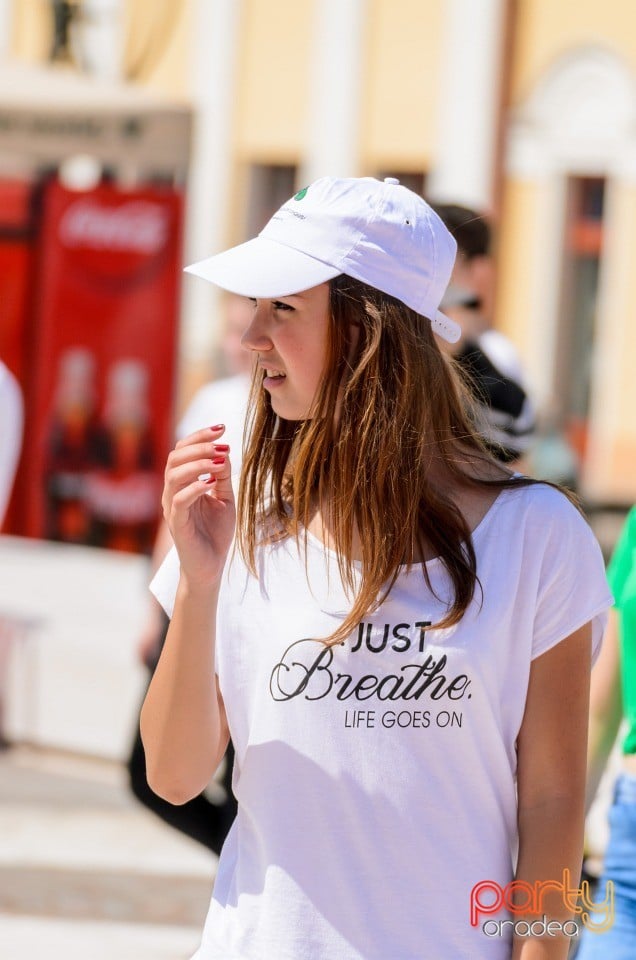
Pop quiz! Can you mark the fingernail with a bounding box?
[205,477,216,484]
[212,456,225,465]
[214,444,229,452]
[211,424,224,431]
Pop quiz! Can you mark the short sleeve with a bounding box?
[532,495,613,663]
[149,545,181,618]
[607,507,636,610]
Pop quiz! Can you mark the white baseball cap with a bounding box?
[185,176,461,343]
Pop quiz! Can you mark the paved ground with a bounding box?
[0,745,217,960]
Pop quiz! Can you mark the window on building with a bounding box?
[555,176,605,465]
[244,164,298,239]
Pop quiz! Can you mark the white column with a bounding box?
[181,0,242,363]
[426,0,507,210]
[301,0,366,184]
[78,0,124,81]
[0,0,12,58]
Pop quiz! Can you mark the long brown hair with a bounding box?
[237,275,539,645]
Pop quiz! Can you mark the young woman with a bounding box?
[141,177,611,960]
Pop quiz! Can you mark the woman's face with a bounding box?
[241,282,331,421]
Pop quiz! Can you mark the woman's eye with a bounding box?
[247,298,293,311]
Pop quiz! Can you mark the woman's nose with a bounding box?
[241,305,273,352]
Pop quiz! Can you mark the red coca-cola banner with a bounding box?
[23,178,183,552]
[0,179,36,383]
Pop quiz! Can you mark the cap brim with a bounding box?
[432,309,461,344]
[184,236,341,298]
[186,237,462,344]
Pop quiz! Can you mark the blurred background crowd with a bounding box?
[1,1,636,958]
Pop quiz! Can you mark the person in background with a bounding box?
[142,176,610,959]
[578,507,636,959]
[0,360,23,528]
[127,295,252,853]
[431,203,535,466]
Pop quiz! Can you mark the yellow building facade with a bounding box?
[499,0,636,501]
[7,0,636,503]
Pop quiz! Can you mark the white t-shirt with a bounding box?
[0,361,24,525]
[476,330,536,458]
[151,483,611,960]
[177,373,250,466]
[479,329,527,386]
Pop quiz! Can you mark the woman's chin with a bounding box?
[269,397,312,422]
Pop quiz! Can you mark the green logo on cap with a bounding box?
[294,186,308,201]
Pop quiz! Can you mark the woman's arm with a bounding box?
[512,622,592,960]
[137,518,176,667]
[586,608,622,811]
[140,578,230,804]
[140,426,235,804]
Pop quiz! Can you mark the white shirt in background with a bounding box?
[0,362,24,525]
[177,374,251,471]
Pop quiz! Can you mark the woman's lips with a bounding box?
[263,369,286,390]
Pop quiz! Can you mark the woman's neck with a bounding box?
[306,455,511,565]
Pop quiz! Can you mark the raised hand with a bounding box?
[162,425,236,588]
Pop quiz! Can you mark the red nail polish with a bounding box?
[212,456,225,465]
[214,444,229,452]
[211,424,224,431]
[205,477,216,484]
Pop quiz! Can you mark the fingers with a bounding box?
[166,456,229,490]
[205,452,234,502]
[168,473,222,516]
[173,424,226,451]
[167,425,230,475]
[166,425,230,480]
[163,426,234,520]
[163,462,231,526]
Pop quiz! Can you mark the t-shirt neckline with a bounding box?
[299,484,511,572]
